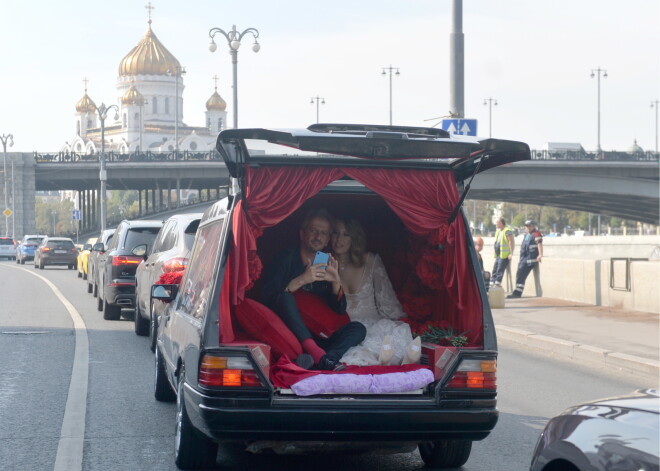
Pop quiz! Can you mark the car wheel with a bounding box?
[96,292,103,311]
[20,257,25,265]
[418,440,472,468]
[83,271,87,280]
[174,370,218,469]
[87,280,93,293]
[93,282,98,298]
[70,264,76,270]
[102,297,121,321]
[149,301,159,353]
[154,347,176,402]
[39,260,45,269]
[134,300,149,336]
[15,256,19,264]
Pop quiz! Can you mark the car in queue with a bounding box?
[77,236,98,279]
[88,229,116,296]
[0,237,16,260]
[530,389,659,471]
[15,234,46,264]
[152,124,531,469]
[96,219,163,320]
[33,236,78,269]
[134,212,202,351]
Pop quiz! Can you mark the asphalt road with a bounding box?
[0,260,652,471]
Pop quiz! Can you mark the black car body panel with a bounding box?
[530,389,659,471]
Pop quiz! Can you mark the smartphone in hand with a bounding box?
[313,251,330,269]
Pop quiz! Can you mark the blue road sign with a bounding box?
[441,119,478,136]
[72,209,81,220]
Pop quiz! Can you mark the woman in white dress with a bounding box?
[332,218,421,366]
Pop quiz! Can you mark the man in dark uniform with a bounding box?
[261,209,366,370]
[507,220,543,298]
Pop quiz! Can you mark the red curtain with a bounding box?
[227,165,483,345]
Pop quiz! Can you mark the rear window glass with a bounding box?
[124,227,161,249]
[0,239,14,245]
[47,240,74,249]
[183,220,201,250]
[26,237,44,245]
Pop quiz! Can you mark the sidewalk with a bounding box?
[491,296,660,379]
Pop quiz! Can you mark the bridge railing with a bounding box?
[33,149,222,163]
[33,148,658,163]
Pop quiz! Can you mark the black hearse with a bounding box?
[152,124,530,469]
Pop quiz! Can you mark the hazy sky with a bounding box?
[1,0,658,153]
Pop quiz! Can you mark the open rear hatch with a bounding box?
[216,123,531,183]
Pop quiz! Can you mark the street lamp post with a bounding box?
[483,97,498,138]
[94,103,119,233]
[51,210,57,236]
[310,96,325,123]
[651,100,659,157]
[1,133,14,237]
[208,25,261,129]
[167,66,186,155]
[590,67,608,155]
[381,65,400,125]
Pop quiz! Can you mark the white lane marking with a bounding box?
[4,266,88,471]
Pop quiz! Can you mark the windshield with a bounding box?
[124,227,161,250]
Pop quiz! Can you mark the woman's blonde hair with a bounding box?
[335,218,367,268]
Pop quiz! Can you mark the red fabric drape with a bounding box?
[228,165,483,345]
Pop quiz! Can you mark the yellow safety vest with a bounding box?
[494,227,513,259]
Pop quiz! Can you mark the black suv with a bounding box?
[153,124,530,469]
[96,219,163,320]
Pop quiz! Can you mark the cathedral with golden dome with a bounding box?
[63,11,226,155]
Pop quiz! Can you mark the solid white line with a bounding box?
[7,266,89,471]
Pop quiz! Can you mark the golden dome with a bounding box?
[206,89,227,111]
[121,85,145,105]
[75,93,96,113]
[118,25,181,76]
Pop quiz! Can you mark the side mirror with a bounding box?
[83,243,93,251]
[92,242,104,252]
[132,244,148,258]
[151,284,178,303]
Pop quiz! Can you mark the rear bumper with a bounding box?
[106,282,136,307]
[41,256,77,265]
[183,382,498,443]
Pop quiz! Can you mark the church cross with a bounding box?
[146,2,154,24]
[82,77,89,93]
[212,75,220,90]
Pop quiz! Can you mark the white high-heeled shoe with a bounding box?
[378,335,394,365]
[402,336,422,364]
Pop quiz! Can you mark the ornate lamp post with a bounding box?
[483,97,498,138]
[381,65,400,125]
[651,100,659,157]
[166,66,186,154]
[208,25,261,128]
[590,67,607,155]
[1,133,14,236]
[310,96,325,123]
[94,103,119,232]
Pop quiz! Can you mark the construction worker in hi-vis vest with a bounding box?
[491,217,514,288]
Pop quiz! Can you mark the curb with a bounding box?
[496,325,660,378]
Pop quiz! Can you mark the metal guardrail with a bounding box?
[32,149,659,163]
[609,257,647,292]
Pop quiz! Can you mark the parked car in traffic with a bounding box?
[134,212,202,351]
[15,235,46,264]
[152,124,531,469]
[96,220,163,320]
[76,236,98,279]
[33,236,78,269]
[88,229,116,295]
[0,237,17,260]
[530,388,659,471]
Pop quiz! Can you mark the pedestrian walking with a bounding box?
[490,217,514,288]
[508,220,543,298]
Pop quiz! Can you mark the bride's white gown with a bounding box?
[339,253,414,366]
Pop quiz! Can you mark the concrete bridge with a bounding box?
[1,150,658,238]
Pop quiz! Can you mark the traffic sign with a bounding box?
[72,209,81,220]
[3,208,11,217]
[441,119,478,136]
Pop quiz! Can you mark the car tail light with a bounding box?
[199,355,265,388]
[162,257,189,273]
[446,359,497,389]
[112,256,142,266]
[41,247,51,252]
[71,247,78,253]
